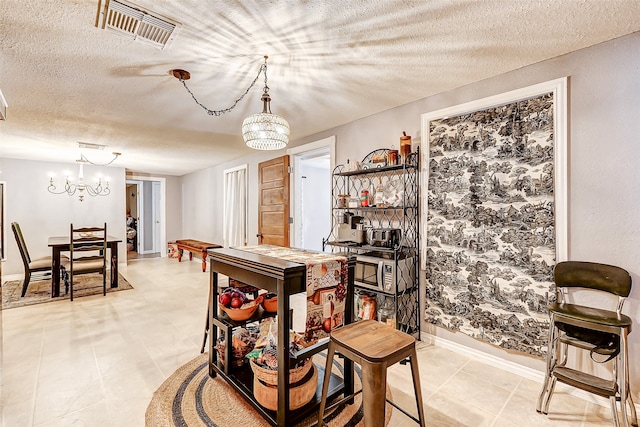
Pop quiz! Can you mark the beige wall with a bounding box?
[182,32,640,396]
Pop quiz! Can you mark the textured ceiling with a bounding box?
[1,0,639,176]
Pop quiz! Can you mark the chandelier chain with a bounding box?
[179,61,268,117]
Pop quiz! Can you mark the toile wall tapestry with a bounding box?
[421,79,567,358]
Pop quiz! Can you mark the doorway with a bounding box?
[289,136,335,251]
[126,181,140,256]
[126,176,166,261]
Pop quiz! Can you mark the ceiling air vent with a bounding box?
[100,0,180,49]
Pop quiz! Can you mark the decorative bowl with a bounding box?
[219,295,263,321]
[261,294,278,313]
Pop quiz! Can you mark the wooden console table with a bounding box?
[207,247,355,426]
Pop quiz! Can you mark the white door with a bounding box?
[152,181,161,253]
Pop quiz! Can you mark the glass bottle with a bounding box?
[378,299,396,328]
[374,178,384,207]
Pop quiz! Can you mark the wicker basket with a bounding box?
[253,364,317,411]
[250,357,312,386]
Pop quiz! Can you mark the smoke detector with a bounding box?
[99,0,180,49]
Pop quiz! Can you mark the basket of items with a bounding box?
[215,326,259,367]
[246,319,317,411]
[250,354,313,385]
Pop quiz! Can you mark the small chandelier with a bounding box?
[171,56,290,150]
[48,147,120,202]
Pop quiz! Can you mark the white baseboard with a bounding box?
[423,331,639,412]
[2,273,22,281]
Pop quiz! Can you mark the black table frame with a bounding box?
[47,235,122,297]
[207,247,355,426]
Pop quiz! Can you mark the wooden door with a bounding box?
[257,155,290,247]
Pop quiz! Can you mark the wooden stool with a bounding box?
[317,320,426,427]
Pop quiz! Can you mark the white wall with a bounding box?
[1,158,127,276]
[179,32,640,397]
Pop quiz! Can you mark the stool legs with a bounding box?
[409,347,426,427]
[317,344,336,427]
[361,360,388,427]
[317,340,426,427]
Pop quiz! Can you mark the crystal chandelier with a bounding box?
[171,56,290,150]
[47,147,120,202]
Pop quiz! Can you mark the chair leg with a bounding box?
[21,270,32,297]
[628,394,638,427]
[538,321,558,413]
[61,267,69,294]
[317,343,336,427]
[70,274,74,301]
[619,332,637,427]
[610,396,621,427]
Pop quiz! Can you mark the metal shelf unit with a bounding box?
[323,148,420,338]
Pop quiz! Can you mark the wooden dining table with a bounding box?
[47,235,122,297]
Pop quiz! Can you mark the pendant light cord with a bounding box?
[176,57,269,117]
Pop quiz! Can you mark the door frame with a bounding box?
[126,175,166,257]
[287,136,336,249]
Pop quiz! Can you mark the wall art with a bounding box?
[420,78,567,357]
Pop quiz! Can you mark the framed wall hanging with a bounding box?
[420,78,567,357]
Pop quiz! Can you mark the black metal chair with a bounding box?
[66,223,109,301]
[11,222,66,297]
[537,261,637,427]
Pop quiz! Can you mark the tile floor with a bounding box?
[1,257,620,426]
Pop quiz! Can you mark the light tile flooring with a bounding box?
[1,257,619,426]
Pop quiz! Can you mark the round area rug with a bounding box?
[146,352,392,427]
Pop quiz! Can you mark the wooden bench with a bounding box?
[175,239,222,272]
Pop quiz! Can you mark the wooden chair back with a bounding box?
[11,222,31,266]
[69,223,108,300]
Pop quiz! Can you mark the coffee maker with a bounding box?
[337,212,366,244]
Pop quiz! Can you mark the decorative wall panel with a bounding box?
[420,79,567,357]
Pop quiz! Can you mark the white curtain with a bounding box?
[223,167,247,247]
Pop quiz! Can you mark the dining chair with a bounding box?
[66,223,109,301]
[11,222,67,297]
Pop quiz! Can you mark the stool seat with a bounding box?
[331,320,416,363]
[318,320,426,427]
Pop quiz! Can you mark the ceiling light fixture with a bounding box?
[171,56,290,150]
[47,146,121,202]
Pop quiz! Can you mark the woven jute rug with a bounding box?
[2,273,133,309]
[146,352,392,427]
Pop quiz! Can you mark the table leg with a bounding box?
[110,241,119,288]
[51,247,61,297]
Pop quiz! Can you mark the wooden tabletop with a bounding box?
[48,235,122,246]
